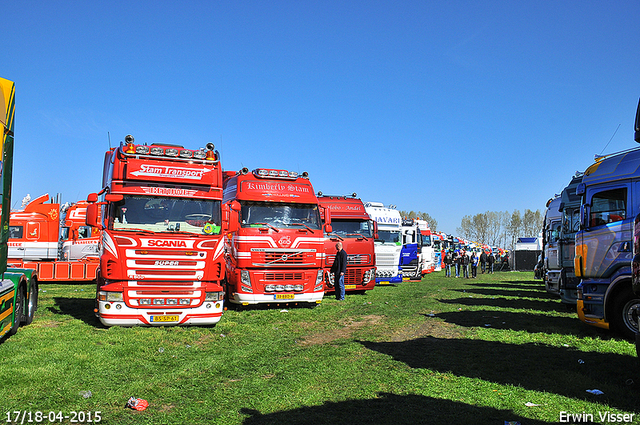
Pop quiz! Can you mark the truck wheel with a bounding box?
[23,281,38,325]
[610,287,640,340]
[8,286,25,336]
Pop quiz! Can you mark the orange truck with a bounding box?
[8,194,100,281]
[222,167,330,307]
[318,193,376,294]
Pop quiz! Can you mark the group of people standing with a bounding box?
[443,249,496,279]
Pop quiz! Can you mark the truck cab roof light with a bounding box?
[289,171,298,178]
[179,149,193,158]
[193,150,206,159]
[205,150,216,161]
[125,143,136,154]
[165,148,179,157]
[279,170,289,177]
[150,147,164,156]
[256,169,269,177]
[268,170,279,177]
[136,145,150,155]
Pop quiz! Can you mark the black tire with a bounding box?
[23,281,37,325]
[610,286,640,340]
[7,285,25,336]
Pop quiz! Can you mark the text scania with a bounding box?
[142,239,195,248]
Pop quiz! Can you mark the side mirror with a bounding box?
[223,203,239,233]
[581,204,590,230]
[87,193,99,203]
[86,203,101,229]
[324,224,332,234]
[373,221,379,240]
[230,200,241,212]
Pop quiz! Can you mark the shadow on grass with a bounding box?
[50,297,101,326]
[240,392,549,425]
[359,338,640,413]
[466,281,545,291]
[439,296,567,312]
[432,310,590,336]
[452,287,557,301]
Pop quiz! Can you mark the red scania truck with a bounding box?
[222,168,329,306]
[86,135,226,326]
[8,194,100,281]
[317,193,376,294]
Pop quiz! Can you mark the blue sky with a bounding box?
[5,1,640,235]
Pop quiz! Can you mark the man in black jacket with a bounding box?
[331,242,347,300]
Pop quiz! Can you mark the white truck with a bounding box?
[416,218,435,275]
[364,202,402,284]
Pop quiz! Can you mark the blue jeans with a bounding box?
[445,264,451,277]
[336,273,345,300]
[455,264,460,277]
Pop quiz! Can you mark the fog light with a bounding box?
[115,304,122,310]
[206,303,212,309]
[180,299,190,305]
[140,299,151,305]
[154,299,164,305]
[285,284,294,291]
[275,285,284,291]
[167,299,178,305]
[265,284,275,291]
[294,284,303,291]
[104,304,111,309]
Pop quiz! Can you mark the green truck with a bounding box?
[0,77,38,339]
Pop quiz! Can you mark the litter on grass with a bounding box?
[126,397,149,411]
[586,389,604,395]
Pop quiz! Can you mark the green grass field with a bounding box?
[1,271,638,425]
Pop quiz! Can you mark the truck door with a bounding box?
[581,184,630,278]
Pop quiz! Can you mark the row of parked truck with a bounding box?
[2,76,459,337]
[540,97,640,356]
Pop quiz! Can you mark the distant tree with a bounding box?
[456,208,542,250]
[399,210,438,231]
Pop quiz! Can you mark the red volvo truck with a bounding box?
[8,194,100,281]
[222,167,329,307]
[317,193,376,294]
[86,135,226,326]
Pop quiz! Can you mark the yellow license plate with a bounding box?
[274,294,295,300]
[379,281,390,285]
[345,285,356,289]
[150,315,179,323]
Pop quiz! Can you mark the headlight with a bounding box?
[205,292,224,301]
[98,291,123,302]
[241,270,251,286]
[316,269,323,285]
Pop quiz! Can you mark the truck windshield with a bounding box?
[376,230,400,244]
[329,219,373,238]
[420,234,432,246]
[110,195,222,235]
[240,201,321,230]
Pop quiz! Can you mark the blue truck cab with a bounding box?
[575,146,640,339]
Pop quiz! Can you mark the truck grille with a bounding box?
[264,272,304,281]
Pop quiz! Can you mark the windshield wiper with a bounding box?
[115,228,155,235]
[328,233,344,241]
[347,232,368,240]
[254,222,280,232]
[290,223,314,232]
